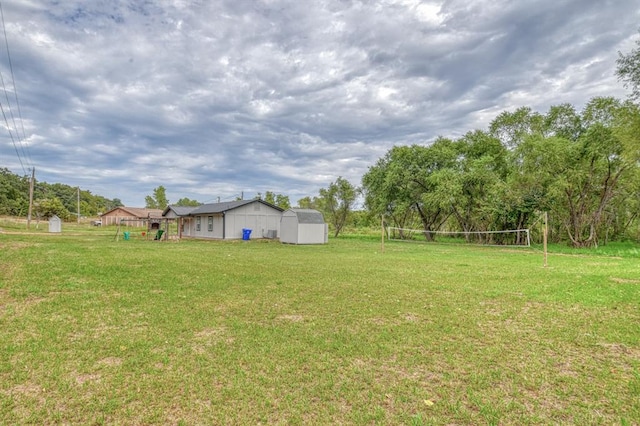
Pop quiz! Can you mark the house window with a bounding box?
[196,216,201,231]
[208,216,213,232]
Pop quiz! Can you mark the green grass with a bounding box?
[1,231,639,424]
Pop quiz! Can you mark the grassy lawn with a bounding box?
[1,227,639,424]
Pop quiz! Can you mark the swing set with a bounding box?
[114,217,176,241]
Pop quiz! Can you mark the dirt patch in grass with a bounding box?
[0,288,10,307]
[0,240,40,250]
[5,382,47,418]
[598,342,640,360]
[0,290,47,316]
[0,262,19,283]
[610,277,640,284]
[193,327,235,348]
[75,373,101,385]
[276,314,304,322]
[98,357,123,367]
[194,326,228,338]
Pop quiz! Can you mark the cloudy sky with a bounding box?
[1,0,638,206]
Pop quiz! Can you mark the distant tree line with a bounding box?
[0,168,123,220]
[361,97,640,247]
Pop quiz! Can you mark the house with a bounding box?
[279,209,328,244]
[100,207,164,227]
[175,199,284,240]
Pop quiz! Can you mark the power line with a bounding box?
[0,2,31,162]
[0,0,32,174]
[0,100,25,174]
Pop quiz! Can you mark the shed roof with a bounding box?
[162,205,197,217]
[189,199,284,215]
[287,208,325,224]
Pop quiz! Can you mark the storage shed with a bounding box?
[48,215,62,233]
[280,209,328,244]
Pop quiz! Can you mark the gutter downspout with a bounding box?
[222,212,226,239]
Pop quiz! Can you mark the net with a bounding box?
[386,227,531,247]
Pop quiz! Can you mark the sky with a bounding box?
[1,0,639,207]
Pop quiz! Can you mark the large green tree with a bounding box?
[317,177,358,237]
[362,139,459,237]
[145,186,169,209]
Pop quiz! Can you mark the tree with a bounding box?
[318,177,358,237]
[296,196,318,209]
[362,146,418,231]
[0,168,29,216]
[617,31,640,101]
[36,197,70,220]
[175,197,201,207]
[451,130,509,235]
[544,103,584,141]
[512,98,635,247]
[489,106,544,149]
[145,186,169,209]
[263,191,291,210]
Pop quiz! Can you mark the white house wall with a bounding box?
[223,203,281,239]
[188,214,224,239]
[184,202,282,240]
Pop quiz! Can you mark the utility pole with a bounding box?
[77,186,80,224]
[543,211,548,268]
[27,168,35,230]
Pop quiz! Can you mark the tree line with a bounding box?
[362,97,639,247]
[0,167,123,220]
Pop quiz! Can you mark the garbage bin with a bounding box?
[123,231,130,240]
[242,228,252,241]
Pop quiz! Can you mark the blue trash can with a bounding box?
[242,228,252,240]
[123,231,130,240]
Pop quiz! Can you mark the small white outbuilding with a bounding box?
[280,209,328,244]
[48,215,62,233]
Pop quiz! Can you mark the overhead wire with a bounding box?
[0,0,32,175]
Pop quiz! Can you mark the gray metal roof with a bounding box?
[288,208,325,224]
[188,199,284,215]
[162,205,198,216]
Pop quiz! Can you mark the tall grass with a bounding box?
[1,232,638,424]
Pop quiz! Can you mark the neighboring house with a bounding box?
[162,205,198,238]
[280,209,328,244]
[100,207,164,227]
[178,199,283,240]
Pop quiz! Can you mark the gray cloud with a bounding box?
[1,0,638,205]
